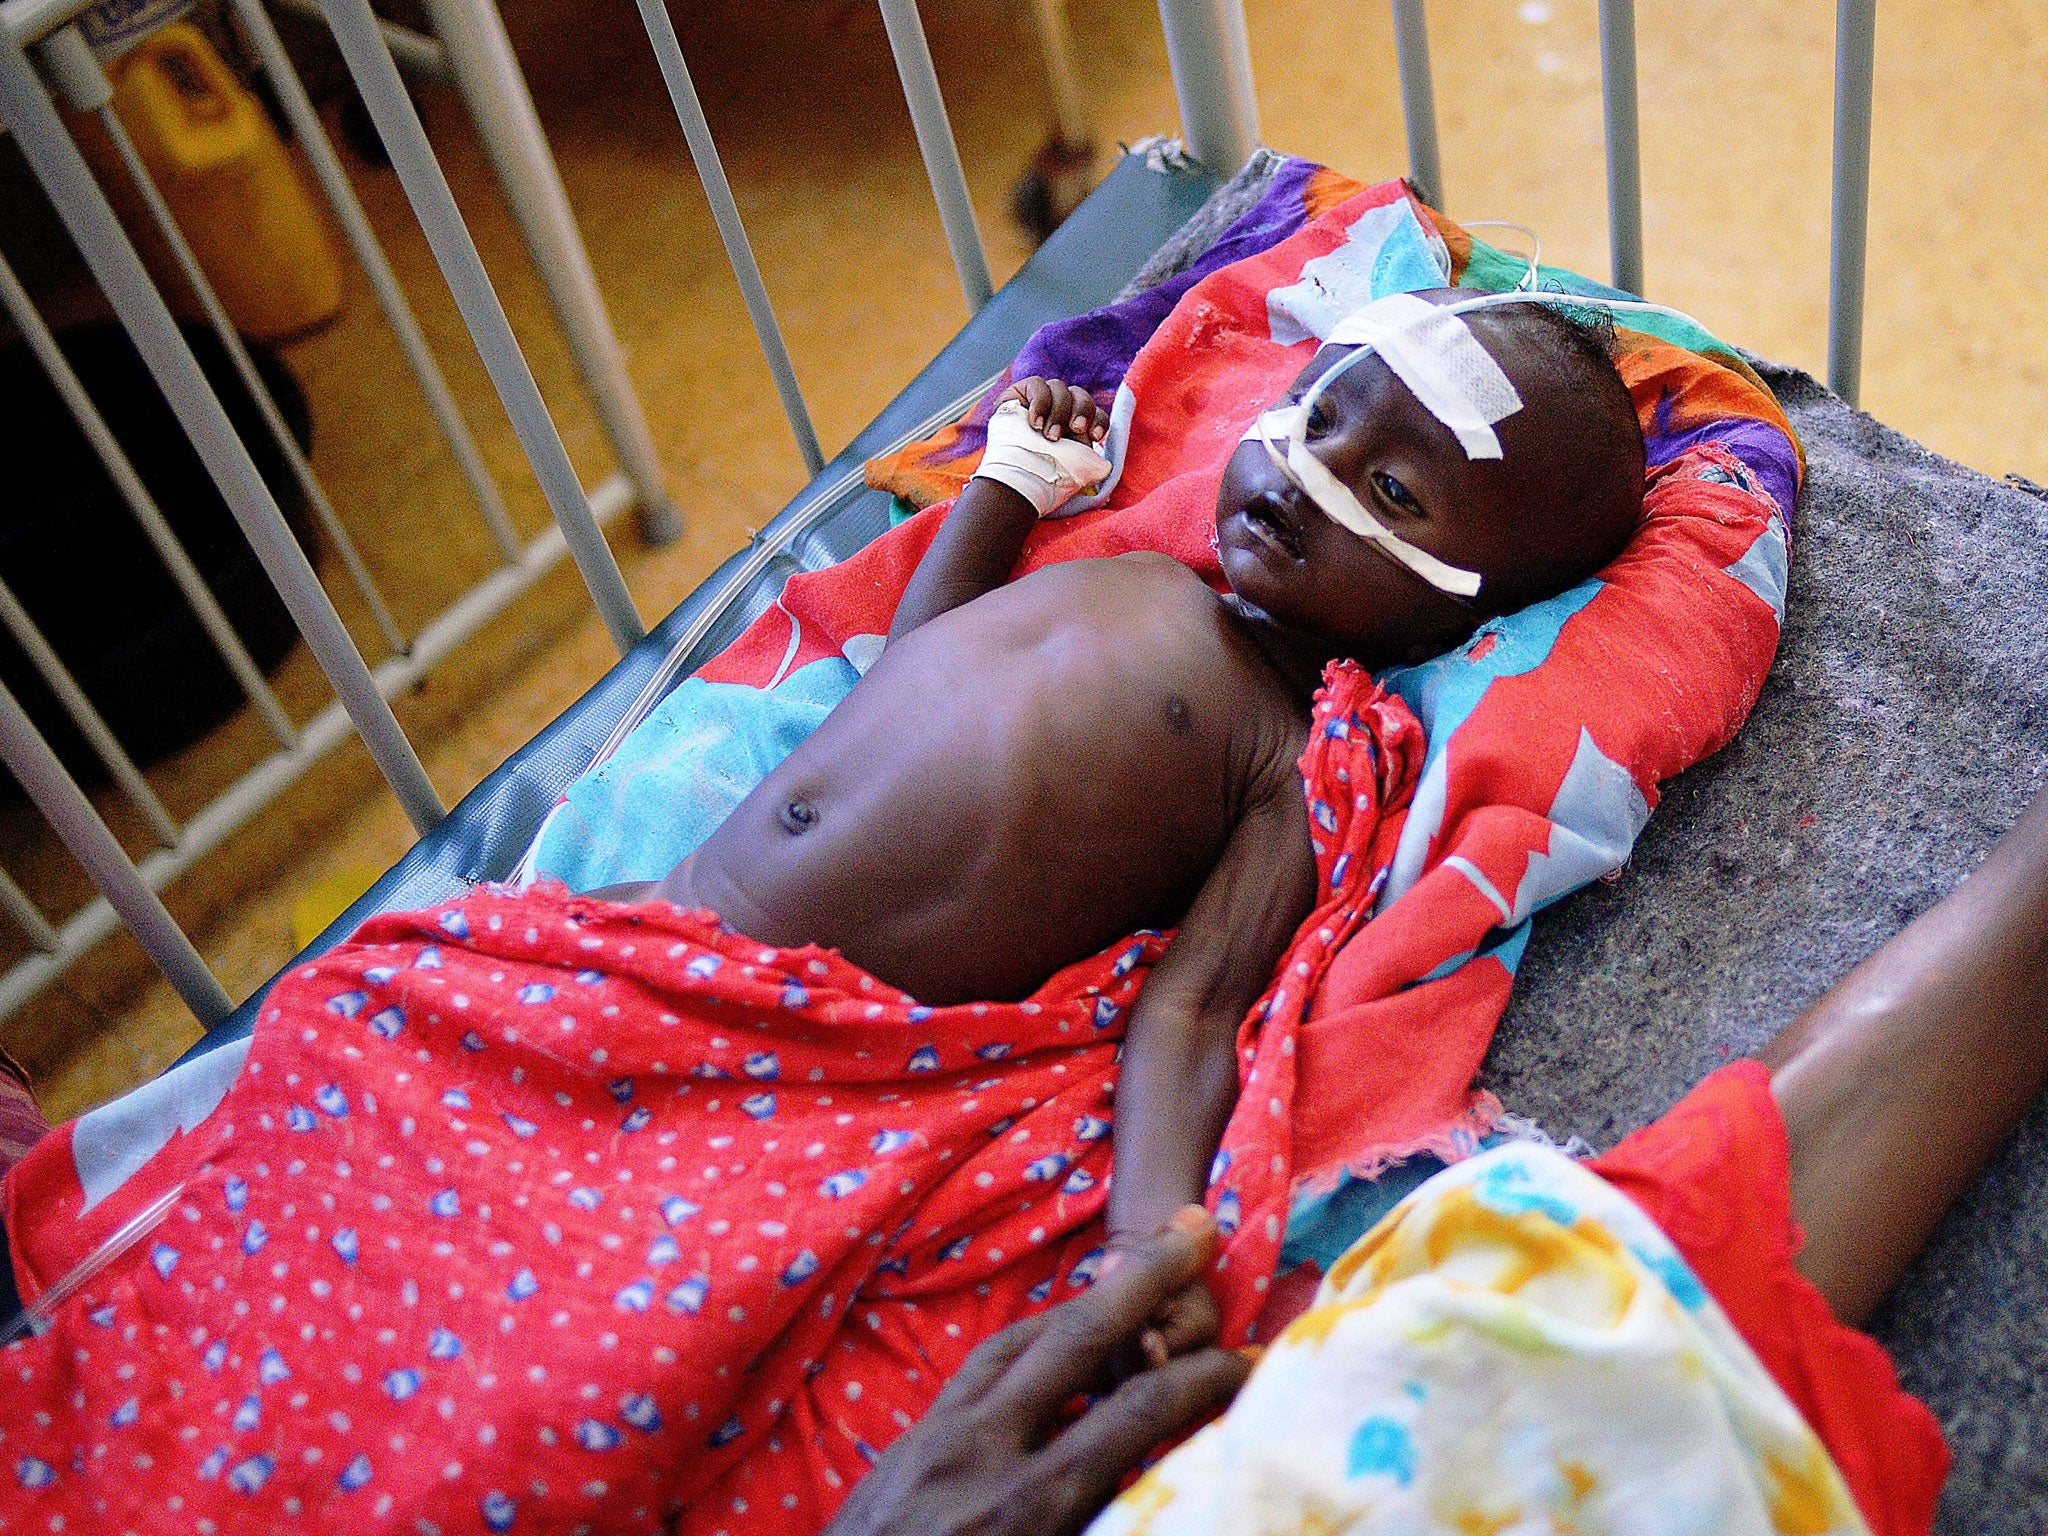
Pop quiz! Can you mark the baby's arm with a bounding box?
[888,379,1108,641]
[1107,766,1317,1251]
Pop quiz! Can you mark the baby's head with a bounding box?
[1215,289,1645,668]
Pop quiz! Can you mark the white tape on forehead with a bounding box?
[1240,406,1485,598]
[1325,292,1523,460]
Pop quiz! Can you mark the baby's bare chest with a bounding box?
[870,561,1295,787]
[693,562,1307,999]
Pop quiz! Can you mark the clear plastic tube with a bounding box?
[0,1181,185,1343]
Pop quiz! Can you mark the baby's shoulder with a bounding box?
[1110,549,1190,571]
[1106,549,1220,602]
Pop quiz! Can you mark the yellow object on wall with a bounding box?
[109,23,342,342]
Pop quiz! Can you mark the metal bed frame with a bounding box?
[0,0,1880,1045]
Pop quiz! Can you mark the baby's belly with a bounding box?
[681,655,1230,1004]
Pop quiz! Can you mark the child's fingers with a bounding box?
[1074,391,1109,446]
[1104,1288,1214,1387]
[1019,378,1111,448]
[1148,1280,1223,1360]
[1011,377,1053,429]
[1043,380,1074,439]
[1019,378,1112,450]
[1072,394,1100,442]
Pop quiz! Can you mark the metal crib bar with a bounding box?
[632,0,826,477]
[94,103,410,659]
[0,30,447,835]
[419,0,681,545]
[296,2,647,651]
[0,472,634,1023]
[1387,0,1441,209]
[1027,0,1090,149]
[1155,0,1261,180]
[0,867,58,954]
[0,576,181,847]
[0,0,92,49]
[316,0,647,654]
[875,0,995,312]
[0,251,299,748]
[0,679,232,1024]
[231,0,520,564]
[265,0,450,81]
[1828,0,1876,405]
[1597,0,1644,295]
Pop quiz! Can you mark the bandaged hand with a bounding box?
[973,378,1111,518]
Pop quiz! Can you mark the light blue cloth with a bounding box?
[529,658,857,890]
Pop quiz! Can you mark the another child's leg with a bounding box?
[1760,785,2048,1325]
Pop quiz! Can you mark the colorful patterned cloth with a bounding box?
[1092,1062,1947,1536]
[1585,1063,1947,1536]
[0,164,1807,1535]
[690,169,1797,1196]
[1089,1139,1874,1536]
[0,1048,45,1179]
[0,670,1418,1533]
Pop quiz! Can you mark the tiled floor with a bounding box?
[9,0,2046,1120]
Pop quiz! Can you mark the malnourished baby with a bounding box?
[606,289,1645,1258]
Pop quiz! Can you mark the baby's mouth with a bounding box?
[1240,491,1307,561]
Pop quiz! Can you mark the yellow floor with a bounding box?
[8,0,2046,1120]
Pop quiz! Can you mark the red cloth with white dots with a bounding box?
[0,663,1419,1535]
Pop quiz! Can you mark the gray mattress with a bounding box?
[1484,361,2048,1530]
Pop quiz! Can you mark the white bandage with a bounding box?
[1240,283,1716,599]
[1325,293,1524,460]
[972,398,1113,518]
[1241,406,1485,598]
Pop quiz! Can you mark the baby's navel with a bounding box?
[1163,694,1194,735]
[778,798,819,834]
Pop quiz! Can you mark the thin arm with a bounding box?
[1107,774,1315,1244]
[886,480,1039,641]
[1763,785,2048,1325]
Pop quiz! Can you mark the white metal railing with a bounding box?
[1826,0,1877,405]
[631,0,823,475]
[1378,0,1878,403]
[0,0,1885,1038]
[0,0,673,1018]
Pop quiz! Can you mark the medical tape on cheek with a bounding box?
[1286,434,1484,598]
[1239,404,1485,599]
[1326,292,1523,461]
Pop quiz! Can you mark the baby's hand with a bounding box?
[1000,377,1108,446]
[974,379,1113,518]
[1101,1207,1224,1381]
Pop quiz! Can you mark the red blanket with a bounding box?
[0,672,1416,1533]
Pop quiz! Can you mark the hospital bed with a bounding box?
[1,0,2044,1526]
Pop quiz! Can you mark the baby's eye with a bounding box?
[1372,470,1420,513]
[1303,396,1338,439]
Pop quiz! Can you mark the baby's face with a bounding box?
[1213,291,1615,667]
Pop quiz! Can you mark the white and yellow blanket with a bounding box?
[1090,1144,1867,1536]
